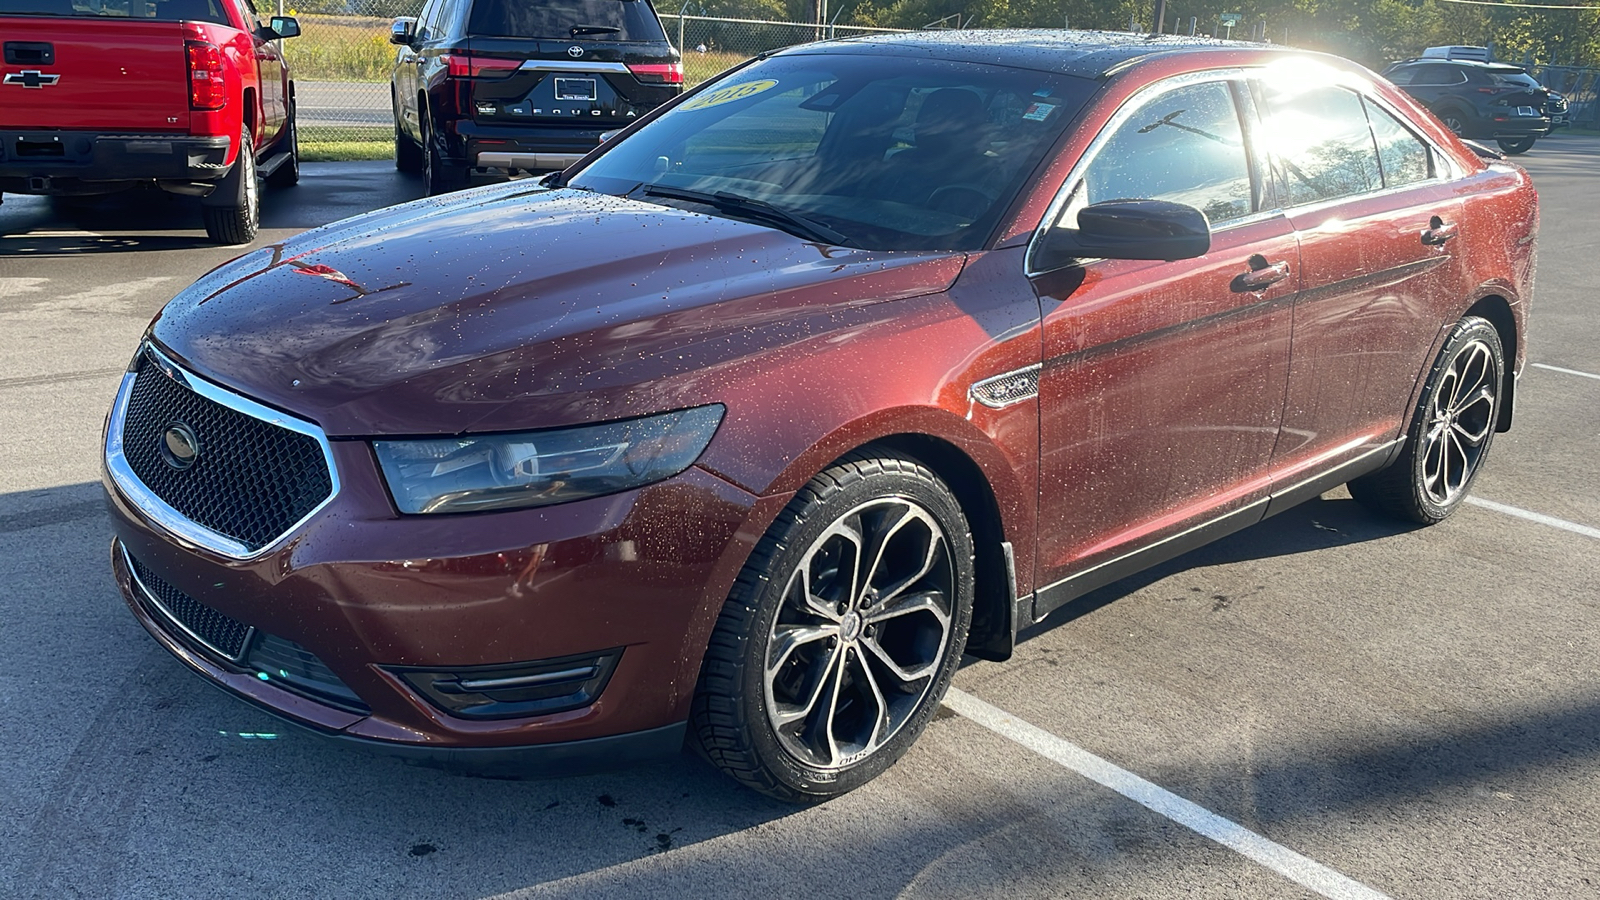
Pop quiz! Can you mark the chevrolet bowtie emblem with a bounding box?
[3,70,60,89]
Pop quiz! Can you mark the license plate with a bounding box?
[554,77,597,101]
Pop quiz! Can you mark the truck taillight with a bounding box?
[186,41,226,110]
[628,63,684,84]
[443,54,520,79]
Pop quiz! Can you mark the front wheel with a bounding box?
[1350,316,1504,524]
[1496,136,1537,155]
[691,451,974,802]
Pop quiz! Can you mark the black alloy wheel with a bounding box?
[1496,136,1537,155]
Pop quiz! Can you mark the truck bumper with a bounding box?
[0,131,231,194]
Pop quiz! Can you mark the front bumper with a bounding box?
[105,432,771,772]
[0,130,231,194]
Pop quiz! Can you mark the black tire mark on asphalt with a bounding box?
[0,500,104,535]
[0,367,125,391]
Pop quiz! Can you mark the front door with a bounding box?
[1029,74,1296,608]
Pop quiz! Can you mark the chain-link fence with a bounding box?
[280,3,902,148]
[1527,65,1600,130]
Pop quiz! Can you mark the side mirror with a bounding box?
[390,17,418,46]
[1034,199,1212,270]
[267,16,300,39]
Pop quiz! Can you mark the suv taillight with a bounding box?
[443,54,520,79]
[186,41,226,110]
[628,62,683,84]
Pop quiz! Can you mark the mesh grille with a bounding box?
[246,633,370,714]
[129,553,253,660]
[120,353,333,552]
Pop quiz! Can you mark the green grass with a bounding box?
[302,140,395,161]
[284,15,396,82]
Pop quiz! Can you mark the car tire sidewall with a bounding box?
[1402,317,1504,522]
[735,462,974,799]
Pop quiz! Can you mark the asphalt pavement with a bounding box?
[0,138,1597,899]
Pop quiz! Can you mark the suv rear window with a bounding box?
[0,0,228,23]
[1487,69,1542,90]
[467,0,667,42]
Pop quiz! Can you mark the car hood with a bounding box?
[150,185,967,437]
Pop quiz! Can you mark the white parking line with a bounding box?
[943,688,1391,900]
[1465,496,1600,540]
[1531,362,1600,382]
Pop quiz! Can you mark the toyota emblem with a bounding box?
[567,45,584,58]
[161,423,200,470]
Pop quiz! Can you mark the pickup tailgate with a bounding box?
[0,18,190,132]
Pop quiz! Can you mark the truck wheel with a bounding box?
[1496,136,1536,155]
[203,128,260,245]
[267,107,300,188]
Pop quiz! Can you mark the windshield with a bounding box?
[0,0,231,22]
[467,0,666,42]
[570,53,1095,251]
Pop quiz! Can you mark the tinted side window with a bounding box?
[1385,68,1417,86]
[467,0,666,41]
[1263,85,1381,206]
[1364,99,1432,188]
[1074,80,1255,226]
[1415,65,1466,85]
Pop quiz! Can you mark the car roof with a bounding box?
[1388,58,1526,72]
[779,28,1294,79]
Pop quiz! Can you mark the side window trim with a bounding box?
[1024,68,1263,277]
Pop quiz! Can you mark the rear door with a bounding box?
[0,17,190,133]
[1256,78,1469,480]
[464,0,676,129]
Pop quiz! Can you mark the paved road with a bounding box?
[299,80,391,129]
[1,138,1598,898]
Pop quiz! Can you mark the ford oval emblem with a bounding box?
[161,423,200,470]
[567,45,584,58]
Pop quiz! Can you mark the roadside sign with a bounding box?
[1220,13,1241,24]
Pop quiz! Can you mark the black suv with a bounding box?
[390,0,684,194]
[1381,59,1551,154]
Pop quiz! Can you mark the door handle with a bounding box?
[1422,215,1458,245]
[1234,254,1290,291]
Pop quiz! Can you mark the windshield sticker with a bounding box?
[1022,102,1057,122]
[680,79,781,111]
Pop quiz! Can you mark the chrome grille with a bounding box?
[115,348,333,554]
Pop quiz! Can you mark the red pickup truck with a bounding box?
[0,0,301,243]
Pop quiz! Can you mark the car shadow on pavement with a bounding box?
[1024,493,1423,635]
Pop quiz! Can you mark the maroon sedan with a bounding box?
[104,31,1536,801]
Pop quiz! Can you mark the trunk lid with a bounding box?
[0,17,190,132]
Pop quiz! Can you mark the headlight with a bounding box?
[373,405,724,514]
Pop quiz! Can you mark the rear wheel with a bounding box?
[394,91,423,174]
[202,127,259,245]
[420,111,467,196]
[1434,107,1467,136]
[691,451,974,802]
[1496,136,1537,155]
[1350,316,1504,524]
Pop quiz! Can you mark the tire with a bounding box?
[1349,316,1505,524]
[266,106,300,188]
[202,127,260,245]
[1434,107,1467,137]
[394,91,423,174]
[420,111,467,196]
[691,450,975,802]
[1496,136,1537,155]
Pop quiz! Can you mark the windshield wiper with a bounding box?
[570,25,622,36]
[637,184,848,245]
